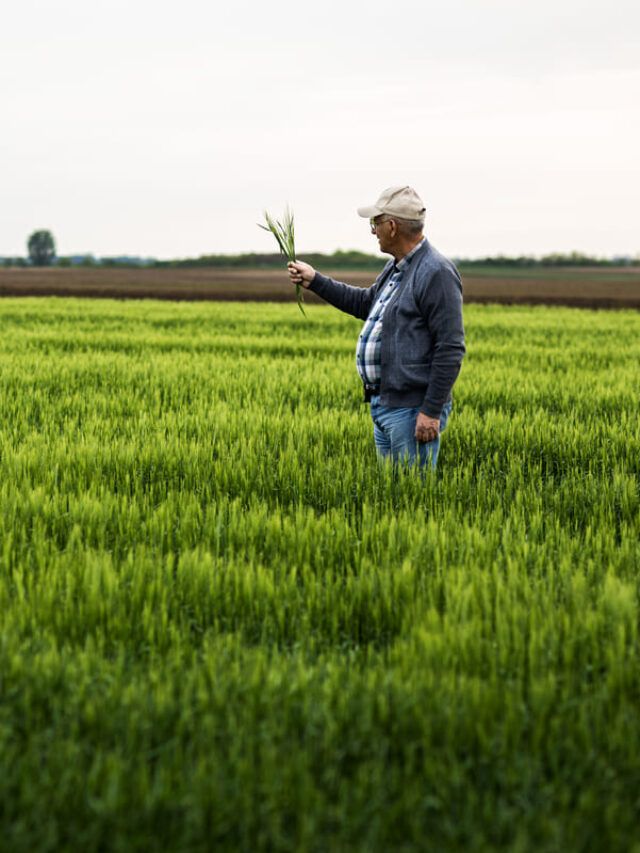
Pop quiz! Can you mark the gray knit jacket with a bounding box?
[308,238,466,418]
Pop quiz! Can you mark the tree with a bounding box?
[27,230,56,266]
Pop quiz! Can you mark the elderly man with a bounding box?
[288,186,465,470]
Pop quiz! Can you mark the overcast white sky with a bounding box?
[2,0,639,259]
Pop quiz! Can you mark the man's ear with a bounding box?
[389,219,397,237]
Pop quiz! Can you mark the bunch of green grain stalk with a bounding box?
[0,297,639,852]
[259,207,306,315]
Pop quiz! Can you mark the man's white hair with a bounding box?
[391,216,424,236]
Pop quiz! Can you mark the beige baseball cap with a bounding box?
[357,185,426,220]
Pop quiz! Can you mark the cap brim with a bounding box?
[356,205,382,218]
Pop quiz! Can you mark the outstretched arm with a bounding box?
[288,261,382,321]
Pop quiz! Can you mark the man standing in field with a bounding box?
[288,186,465,470]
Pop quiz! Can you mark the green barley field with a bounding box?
[1,297,639,852]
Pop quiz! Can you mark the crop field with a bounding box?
[1,297,639,852]
[1,264,640,308]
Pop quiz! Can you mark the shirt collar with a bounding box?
[393,238,426,273]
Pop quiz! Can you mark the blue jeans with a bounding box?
[370,396,453,470]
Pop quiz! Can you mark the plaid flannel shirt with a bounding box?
[355,239,425,389]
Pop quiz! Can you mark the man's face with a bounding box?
[370,216,395,254]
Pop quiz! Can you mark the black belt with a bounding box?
[363,383,380,402]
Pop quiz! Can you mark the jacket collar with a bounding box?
[381,236,430,277]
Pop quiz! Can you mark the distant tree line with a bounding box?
[454,252,639,268]
[2,230,638,269]
[153,250,640,270]
[153,250,386,270]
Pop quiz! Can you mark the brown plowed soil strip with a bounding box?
[1,267,639,309]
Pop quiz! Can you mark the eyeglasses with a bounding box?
[369,216,391,234]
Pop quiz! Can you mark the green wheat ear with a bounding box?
[259,207,306,317]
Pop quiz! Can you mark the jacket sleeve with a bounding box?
[417,266,466,419]
[308,268,389,321]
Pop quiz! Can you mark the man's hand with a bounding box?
[288,261,315,289]
[415,412,440,443]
